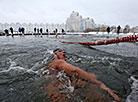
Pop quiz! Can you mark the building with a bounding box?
[66,11,95,32]
[0,11,96,33]
[131,26,138,33]
[1,11,137,34]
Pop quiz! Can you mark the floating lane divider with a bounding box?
[59,34,138,46]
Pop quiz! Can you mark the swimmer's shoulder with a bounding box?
[50,59,66,68]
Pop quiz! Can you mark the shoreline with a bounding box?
[0,32,136,36]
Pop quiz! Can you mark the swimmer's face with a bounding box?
[55,49,66,60]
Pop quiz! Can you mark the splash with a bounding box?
[56,71,74,93]
[0,59,36,74]
[126,76,138,102]
[0,59,25,73]
[30,50,56,74]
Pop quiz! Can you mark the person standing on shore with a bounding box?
[10,27,14,37]
[55,28,58,38]
[34,27,36,33]
[46,29,49,37]
[117,25,121,35]
[37,28,39,36]
[61,29,65,34]
[18,27,22,35]
[4,29,9,36]
[106,26,110,34]
[34,27,36,36]
[40,28,43,37]
[21,27,25,36]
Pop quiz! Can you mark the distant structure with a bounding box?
[131,26,138,33]
[66,11,95,32]
[0,11,138,34]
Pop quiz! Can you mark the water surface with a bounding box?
[0,35,138,102]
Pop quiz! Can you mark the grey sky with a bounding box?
[0,0,138,27]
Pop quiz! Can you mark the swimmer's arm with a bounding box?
[50,59,120,101]
[50,59,77,72]
[62,63,121,101]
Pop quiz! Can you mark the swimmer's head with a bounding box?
[53,48,66,60]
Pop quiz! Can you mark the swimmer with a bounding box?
[50,48,121,102]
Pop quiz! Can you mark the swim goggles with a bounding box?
[58,49,63,52]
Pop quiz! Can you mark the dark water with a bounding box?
[0,35,138,102]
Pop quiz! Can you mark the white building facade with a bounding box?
[0,11,96,33]
[66,11,95,32]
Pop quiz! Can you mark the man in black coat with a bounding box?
[10,27,14,37]
[4,29,9,36]
[22,27,25,35]
[106,27,110,34]
[117,25,121,34]
[40,28,43,37]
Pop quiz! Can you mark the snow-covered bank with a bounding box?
[66,32,137,37]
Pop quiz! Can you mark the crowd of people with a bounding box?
[4,27,25,37]
[2,25,122,37]
[33,27,44,37]
[106,25,121,34]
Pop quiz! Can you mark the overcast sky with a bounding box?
[0,0,138,27]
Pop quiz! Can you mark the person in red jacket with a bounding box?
[50,48,121,102]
